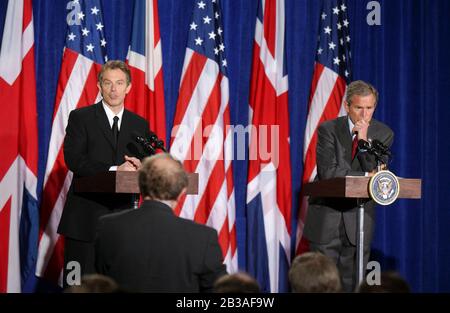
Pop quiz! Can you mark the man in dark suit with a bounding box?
[303,80,394,292]
[58,60,152,286]
[95,153,227,292]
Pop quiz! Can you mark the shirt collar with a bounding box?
[102,101,124,129]
[347,116,356,138]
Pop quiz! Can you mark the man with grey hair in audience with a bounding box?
[95,153,227,292]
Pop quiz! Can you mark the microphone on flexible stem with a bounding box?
[148,132,167,152]
[358,139,388,167]
[371,139,391,157]
[136,135,156,155]
[357,139,371,151]
[154,139,166,152]
[358,139,383,157]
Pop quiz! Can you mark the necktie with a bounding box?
[112,116,119,148]
[351,135,358,159]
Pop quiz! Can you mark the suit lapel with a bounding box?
[95,101,116,150]
[337,116,353,162]
[367,119,379,142]
[116,110,132,163]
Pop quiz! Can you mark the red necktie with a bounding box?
[351,136,358,159]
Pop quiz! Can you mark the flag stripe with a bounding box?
[183,73,222,173]
[171,52,208,143]
[42,235,64,284]
[0,199,12,292]
[178,76,229,221]
[170,0,236,273]
[36,171,71,277]
[171,55,218,163]
[194,151,225,224]
[151,0,160,46]
[263,0,276,58]
[50,49,83,121]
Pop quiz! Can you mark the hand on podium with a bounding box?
[118,155,142,171]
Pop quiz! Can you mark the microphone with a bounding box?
[133,131,167,155]
[372,139,391,156]
[148,132,166,152]
[357,139,371,151]
[135,134,156,155]
[358,139,384,161]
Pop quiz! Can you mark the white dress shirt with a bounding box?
[102,101,124,130]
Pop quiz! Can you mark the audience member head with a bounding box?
[139,153,188,203]
[64,274,120,293]
[213,272,261,293]
[357,271,410,293]
[289,252,342,293]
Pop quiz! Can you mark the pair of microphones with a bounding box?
[135,132,166,155]
[357,138,391,159]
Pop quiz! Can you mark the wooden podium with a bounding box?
[73,171,199,208]
[303,176,421,199]
[303,175,421,285]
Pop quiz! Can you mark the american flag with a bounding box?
[169,0,237,273]
[0,0,38,292]
[296,0,352,254]
[126,0,167,143]
[246,0,292,293]
[35,0,107,286]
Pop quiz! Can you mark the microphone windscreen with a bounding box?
[131,131,145,143]
[372,139,387,151]
[358,139,371,150]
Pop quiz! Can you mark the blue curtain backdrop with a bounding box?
[1,0,449,292]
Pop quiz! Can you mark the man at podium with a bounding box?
[57,60,152,286]
[303,80,394,292]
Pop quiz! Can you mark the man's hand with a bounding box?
[368,169,377,177]
[124,155,142,170]
[117,161,137,171]
[352,119,370,141]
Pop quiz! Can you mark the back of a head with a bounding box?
[357,271,411,293]
[139,153,188,200]
[213,272,261,293]
[289,252,342,293]
[64,274,120,293]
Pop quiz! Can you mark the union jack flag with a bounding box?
[0,0,38,292]
[296,0,352,255]
[170,0,237,273]
[246,0,292,293]
[35,0,108,286]
[126,0,167,143]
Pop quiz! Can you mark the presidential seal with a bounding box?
[369,170,400,205]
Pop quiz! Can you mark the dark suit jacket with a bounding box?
[58,101,151,242]
[94,200,227,292]
[303,116,394,245]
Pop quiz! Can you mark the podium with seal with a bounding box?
[303,171,421,286]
